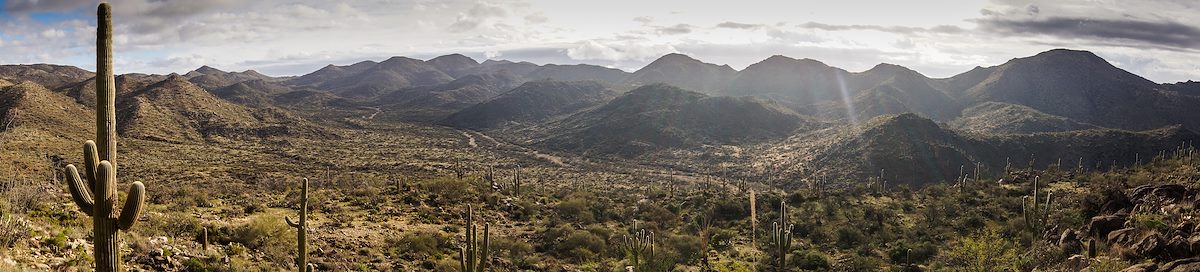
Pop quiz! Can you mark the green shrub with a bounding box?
[934,229,1020,271]
[228,215,294,265]
[386,230,450,259]
[790,250,831,270]
[555,230,604,261]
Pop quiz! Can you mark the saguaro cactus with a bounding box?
[285,178,310,271]
[460,205,490,272]
[1022,176,1054,236]
[620,229,654,272]
[63,3,147,272]
[770,200,793,272]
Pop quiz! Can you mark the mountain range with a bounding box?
[1,48,1196,185]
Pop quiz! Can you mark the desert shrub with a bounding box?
[386,230,450,259]
[228,215,294,265]
[887,239,936,265]
[421,177,475,205]
[555,198,595,224]
[790,249,831,270]
[711,197,750,222]
[934,229,1020,271]
[0,214,32,248]
[491,236,534,264]
[667,234,704,264]
[555,230,605,261]
[637,203,679,230]
[143,212,203,240]
[836,226,865,249]
[841,254,883,272]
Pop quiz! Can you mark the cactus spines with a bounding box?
[620,229,656,272]
[62,4,148,271]
[460,205,490,272]
[1022,176,1054,236]
[285,178,310,271]
[770,199,793,272]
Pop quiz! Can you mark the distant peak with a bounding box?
[429,53,479,64]
[1030,48,1103,62]
[641,53,703,69]
[195,65,223,74]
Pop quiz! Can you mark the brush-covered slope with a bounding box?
[287,61,378,87]
[117,75,325,142]
[58,73,168,108]
[623,53,736,93]
[795,113,981,185]
[723,55,853,107]
[0,81,91,136]
[764,113,1200,186]
[950,102,1099,134]
[835,66,961,121]
[185,66,274,89]
[466,60,541,78]
[211,79,294,107]
[425,54,481,78]
[0,64,94,89]
[444,80,617,129]
[376,73,521,121]
[289,57,454,98]
[953,49,1200,130]
[535,83,812,156]
[522,64,629,85]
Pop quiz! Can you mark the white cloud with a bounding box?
[41,29,66,38]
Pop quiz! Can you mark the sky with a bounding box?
[0,0,1197,83]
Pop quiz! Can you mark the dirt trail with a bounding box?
[460,130,478,147]
[364,107,382,120]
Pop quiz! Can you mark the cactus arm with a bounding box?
[286,216,300,228]
[117,181,145,230]
[459,247,468,272]
[95,161,117,218]
[84,140,99,193]
[65,165,95,216]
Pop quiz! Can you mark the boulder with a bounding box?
[1122,263,1156,272]
[1164,235,1193,259]
[1060,229,1083,253]
[1130,184,1189,204]
[1091,215,1129,241]
[1132,232,1165,259]
[1157,257,1200,272]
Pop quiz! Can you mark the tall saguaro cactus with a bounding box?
[770,199,793,272]
[460,205,491,272]
[1022,176,1054,236]
[63,3,147,272]
[285,178,310,271]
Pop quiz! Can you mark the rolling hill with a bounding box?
[534,83,816,157]
[443,80,617,130]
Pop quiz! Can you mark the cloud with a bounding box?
[41,29,66,38]
[633,16,654,24]
[448,2,510,32]
[566,40,677,63]
[797,22,963,34]
[977,17,1200,49]
[656,24,693,35]
[716,21,763,29]
[524,12,548,24]
[3,0,92,13]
